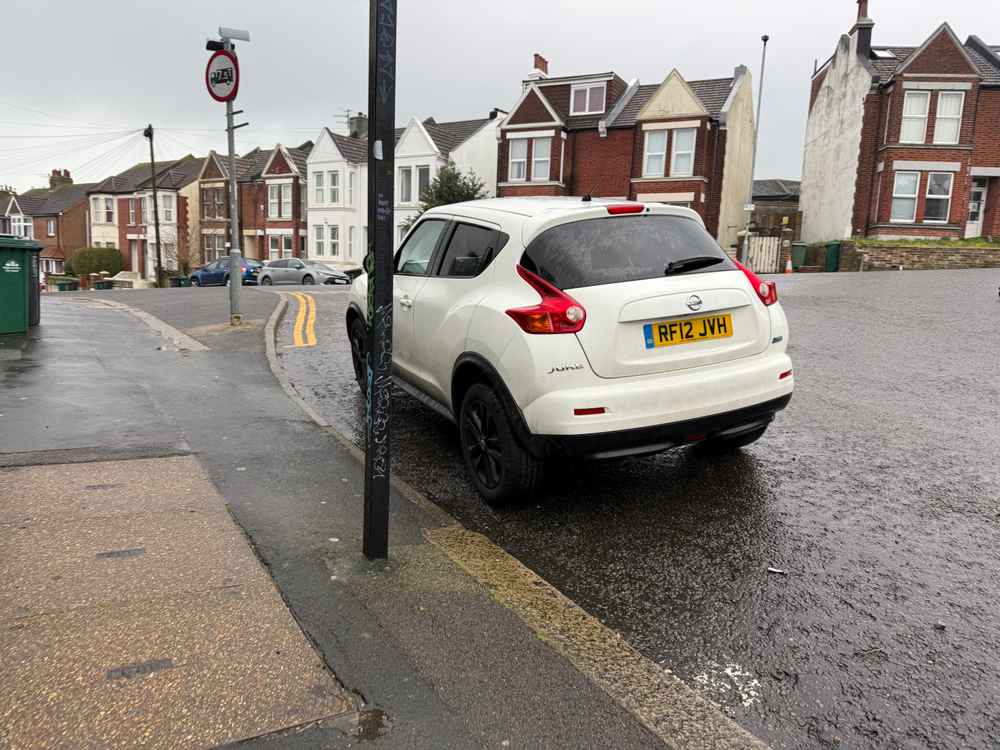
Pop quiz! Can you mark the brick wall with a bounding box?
[840,240,1000,270]
[853,89,883,233]
[571,129,632,197]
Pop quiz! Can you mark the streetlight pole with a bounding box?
[143,125,163,286]
[740,34,769,264]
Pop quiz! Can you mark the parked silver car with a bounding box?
[257,259,351,286]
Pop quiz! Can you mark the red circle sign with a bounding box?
[206,50,239,102]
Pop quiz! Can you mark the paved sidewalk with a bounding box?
[1,457,351,749]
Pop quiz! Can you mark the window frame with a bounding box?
[417,165,430,201]
[393,218,449,276]
[282,235,294,258]
[399,166,413,203]
[923,171,954,224]
[328,171,340,203]
[314,171,324,204]
[900,91,930,144]
[642,130,667,177]
[128,199,136,225]
[46,218,56,237]
[890,171,920,223]
[104,197,114,224]
[348,225,355,258]
[280,184,292,218]
[162,194,174,222]
[932,91,964,145]
[670,128,696,178]
[268,185,280,217]
[329,225,340,257]
[268,235,281,259]
[508,139,528,182]
[530,137,551,182]
[570,82,607,115]
[314,224,325,256]
[433,220,507,279]
[348,171,354,206]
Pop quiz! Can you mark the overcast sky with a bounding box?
[2,0,994,193]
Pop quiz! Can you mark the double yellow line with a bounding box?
[290,292,317,347]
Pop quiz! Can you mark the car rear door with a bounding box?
[521,211,770,379]
[409,218,504,404]
[288,259,306,283]
[267,259,287,283]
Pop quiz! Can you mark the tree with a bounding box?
[71,246,123,278]
[401,161,488,231]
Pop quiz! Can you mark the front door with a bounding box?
[130,240,140,276]
[965,179,988,238]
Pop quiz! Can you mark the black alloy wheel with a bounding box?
[302,275,315,285]
[463,398,504,491]
[260,276,272,286]
[190,276,200,286]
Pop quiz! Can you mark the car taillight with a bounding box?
[506,265,586,334]
[733,259,778,306]
[606,204,644,215]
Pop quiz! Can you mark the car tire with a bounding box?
[302,275,315,285]
[348,317,368,395]
[459,383,541,507]
[698,424,769,455]
[190,277,200,287]
[260,276,272,286]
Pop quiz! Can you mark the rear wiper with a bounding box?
[664,256,724,276]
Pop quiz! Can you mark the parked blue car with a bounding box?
[190,258,262,286]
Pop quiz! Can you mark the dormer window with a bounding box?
[571,83,606,116]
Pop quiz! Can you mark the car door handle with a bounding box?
[399,296,413,308]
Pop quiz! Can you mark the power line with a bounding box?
[0,131,136,139]
[0,130,141,175]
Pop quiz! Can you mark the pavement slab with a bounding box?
[0,453,352,749]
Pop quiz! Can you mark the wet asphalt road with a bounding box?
[277,270,1000,750]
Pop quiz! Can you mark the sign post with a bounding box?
[363,0,397,560]
[205,33,248,325]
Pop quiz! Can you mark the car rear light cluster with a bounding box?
[605,204,644,215]
[573,407,606,416]
[733,259,778,306]
[506,265,587,334]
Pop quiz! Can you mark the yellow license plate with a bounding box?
[643,314,734,349]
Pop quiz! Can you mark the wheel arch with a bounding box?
[452,353,537,456]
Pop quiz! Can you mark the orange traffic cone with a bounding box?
[784,257,793,274]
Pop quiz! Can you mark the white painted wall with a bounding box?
[450,118,501,196]
[88,194,118,248]
[305,129,367,268]
[800,33,873,243]
[717,70,755,252]
[394,118,444,246]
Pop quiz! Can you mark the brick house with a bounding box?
[241,143,312,261]
[497,54,756,251]
[16,170,97,274]
[801,1,1000,243]
[195,149,267,264]
[87,156,201,278]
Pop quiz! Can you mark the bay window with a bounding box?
[643,130,667,177]
[268,185,280,217]
[129,199,136,225]
[314,172,324,203]
[933,92,963,145]
[531,138,551,181]
[900,91,930,144]
[417,165,430,200]
[890,171,919,222]
[508,139,527,181]
[280,184,292,217]
[924,172,953,223]
[348,171,355,206]
[348,226,355,258]
[329,225,340,256]
[670,128,696,177]
[282,235,293,258]
[162,194,174,222]
[328,171,339,203]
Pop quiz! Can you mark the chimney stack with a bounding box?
[528,53,549,80]
[852,0,874,58]
[348,112,369,138]
[49,169,73,189]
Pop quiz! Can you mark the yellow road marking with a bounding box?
[290,292,317,348]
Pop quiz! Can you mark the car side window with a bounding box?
[270,260,287,269]
[437,223,505,278]
[395,219,447,276]
[290,260,304,270]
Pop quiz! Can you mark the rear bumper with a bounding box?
[528,394,791,459]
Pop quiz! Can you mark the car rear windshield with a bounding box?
[520,214,734,290]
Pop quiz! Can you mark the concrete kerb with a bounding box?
[263,293,770,749]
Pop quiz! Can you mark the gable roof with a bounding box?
[16,182,98,216]
[422,117,492,156]
[610,77,736,128]
[317,125,422,165]
[90,159,184,194]
[141,155,202,191]
[864,28,1000,86]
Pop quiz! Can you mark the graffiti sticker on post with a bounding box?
[205,49,239,102]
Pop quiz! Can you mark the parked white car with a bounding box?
[347,197,793,505]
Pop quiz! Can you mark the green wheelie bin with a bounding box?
[0,235,44,335]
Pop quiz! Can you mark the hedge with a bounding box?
[70,246,123,277]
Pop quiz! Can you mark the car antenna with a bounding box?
[581,177,601,202]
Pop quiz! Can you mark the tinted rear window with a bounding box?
[520,214,733,290]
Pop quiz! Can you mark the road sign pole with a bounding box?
[363,0,396,560]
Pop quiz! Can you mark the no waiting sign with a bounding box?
[206,49,239,102]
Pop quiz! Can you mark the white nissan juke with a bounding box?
[347,197,793,506]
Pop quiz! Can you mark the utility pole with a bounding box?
[143,125,163,286]
[363,0,397,560]
[740,34,769,264]
[206,27,250,325]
